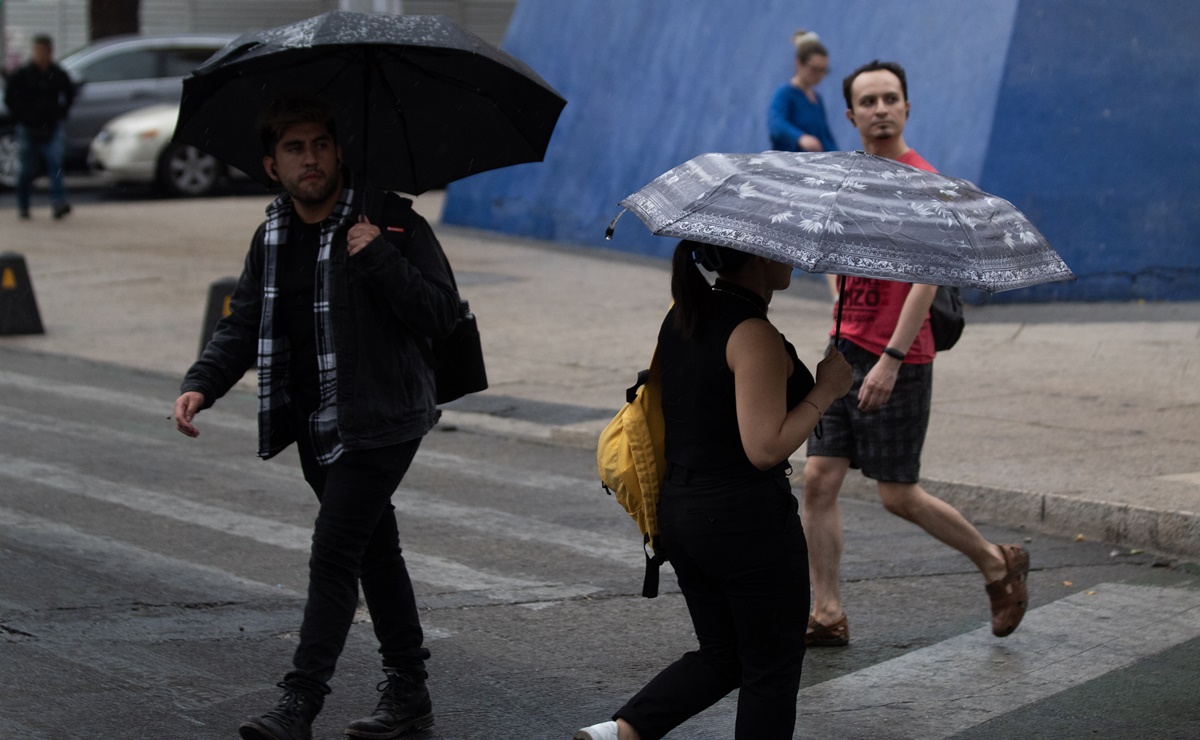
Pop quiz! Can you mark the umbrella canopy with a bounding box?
[612,150,1074,294]
[173,11,566,194]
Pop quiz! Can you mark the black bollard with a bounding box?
[0,252,45,336]
[198,276,238,359]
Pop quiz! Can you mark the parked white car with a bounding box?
[1,33,236,188]
[88,103,244,196]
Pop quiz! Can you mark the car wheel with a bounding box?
[157,142,223,196]
[0,127,20,190]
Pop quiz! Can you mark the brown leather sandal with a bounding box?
[805,613,850,647]
[986,544,1030,637]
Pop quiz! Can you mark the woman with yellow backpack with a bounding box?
[577,240,851,740]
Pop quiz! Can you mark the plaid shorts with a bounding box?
[805,340,932,484]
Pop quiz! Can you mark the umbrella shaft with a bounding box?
[835,274,847,344]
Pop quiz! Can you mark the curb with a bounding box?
[908,478,1200,562]
[440,412,1200,563]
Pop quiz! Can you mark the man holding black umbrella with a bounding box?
[800,60,1030,648]
[173,93,458,740]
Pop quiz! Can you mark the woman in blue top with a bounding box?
[767,30,837,153]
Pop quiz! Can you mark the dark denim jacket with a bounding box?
[182,190,458,458]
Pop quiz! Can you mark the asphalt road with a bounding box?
[1,345,1199,739]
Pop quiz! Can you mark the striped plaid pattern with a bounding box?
[257,185,357,465]
[805,341,933,484]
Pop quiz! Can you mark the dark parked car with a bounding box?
[0,33,235,189]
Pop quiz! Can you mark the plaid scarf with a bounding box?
[257,185,357,465]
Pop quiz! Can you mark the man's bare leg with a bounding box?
[876,481,1006,582]
[802,455,852,624]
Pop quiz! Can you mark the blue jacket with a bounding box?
[767,83,838,153]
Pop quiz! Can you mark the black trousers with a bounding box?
[616,469,809,740]
[284,434,429,700]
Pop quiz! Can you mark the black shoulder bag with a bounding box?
[369,192,488,404]
[929,286,965,352]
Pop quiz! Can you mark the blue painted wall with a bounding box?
[444,0,1199,301]
[978,0,1200,302]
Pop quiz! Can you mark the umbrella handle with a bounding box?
[834,274,846,344]
[605,209,627,240]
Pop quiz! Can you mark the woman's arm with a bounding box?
[729,318,852,469]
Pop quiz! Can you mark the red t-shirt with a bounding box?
[830,148,937,364]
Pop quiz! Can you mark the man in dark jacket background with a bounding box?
[173,93,458,740]
[3,34,76,219]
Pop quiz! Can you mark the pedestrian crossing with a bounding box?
[2,360,1199,738]
[0,451,617,605]
[795,583,1200,738]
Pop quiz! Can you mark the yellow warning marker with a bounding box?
[0,252,45,335]
[198,276,238,359]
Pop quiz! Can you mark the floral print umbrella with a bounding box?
[610,150,1073,293]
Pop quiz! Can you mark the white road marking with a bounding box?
[0,370,600,496]
[415,448,596,494]
[795,583,1200,739]
[0,402,306,485]
[0,455,603,603]
[0,369,256,434]
[1158,471,1200,486]
[392,488,634,564]
[0,504,302,598]
[0,401,632,566]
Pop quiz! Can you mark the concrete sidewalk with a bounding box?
[3,192,1198,560]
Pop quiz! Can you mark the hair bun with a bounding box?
[792,29,821,49]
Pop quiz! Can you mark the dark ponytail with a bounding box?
[671,240,753,338]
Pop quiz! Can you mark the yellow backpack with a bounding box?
[597,347,668,597]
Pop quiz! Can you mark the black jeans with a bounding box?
[284,435,430,700]
[616,468,809,740]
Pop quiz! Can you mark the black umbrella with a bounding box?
[173,11,566,194]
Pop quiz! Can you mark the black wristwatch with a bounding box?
[883,346,906,361]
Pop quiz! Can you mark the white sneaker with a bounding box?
[574,720,619,740]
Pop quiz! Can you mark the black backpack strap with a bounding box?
[643,533,666,598]
[364,190,463,370]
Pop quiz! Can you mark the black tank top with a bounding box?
[658,280,816,478]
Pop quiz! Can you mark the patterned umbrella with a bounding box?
[609,150,1073,294]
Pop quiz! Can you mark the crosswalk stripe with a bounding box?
[393,488,634,564]
[0,403,632,565]
[0,504,302,599]
[0,402,306,485]
[0,369,255,434]
[416,449,596,494]
[794,583,1200,739]
[0,454,605,603]
[0,401,180,448]
[0,371,601,496]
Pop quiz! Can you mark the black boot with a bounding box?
[344,669,434,738]
[239,682,322,740]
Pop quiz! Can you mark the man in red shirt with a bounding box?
[801,60,1029,647]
